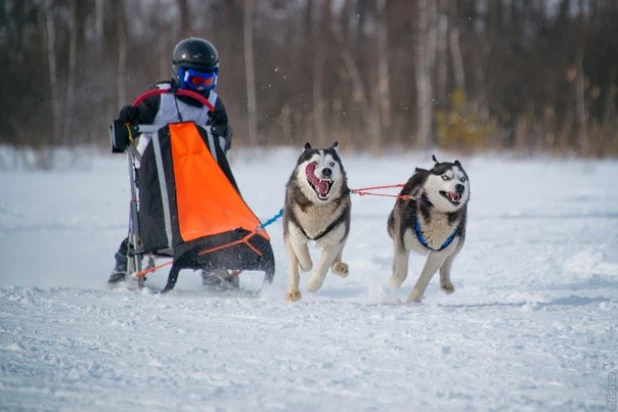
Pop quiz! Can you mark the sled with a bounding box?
[109,88,275,293]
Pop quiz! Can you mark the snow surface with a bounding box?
[1,148,617,411]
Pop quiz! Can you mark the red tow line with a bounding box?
[349,184,411,200]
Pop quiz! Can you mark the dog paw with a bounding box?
[332,262,349,277]
[441,282,455,294]
[405,288,423,303]
[306,274,325,293]
[286,289,302,302]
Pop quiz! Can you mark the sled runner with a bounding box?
[110,88,275,293]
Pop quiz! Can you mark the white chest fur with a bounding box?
[403,213,459,254]
[290,200,347,244]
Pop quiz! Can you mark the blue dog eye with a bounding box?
[442,175,450,181]
[460,177,467,182]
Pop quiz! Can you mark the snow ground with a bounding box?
[0,148,617,412]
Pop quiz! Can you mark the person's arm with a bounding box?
[210,97,232,152]
[135,94,159,124]
[116,83,162,124]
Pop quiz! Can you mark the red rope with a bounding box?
[197,231,262,257]
[348,184,410,200]
[134,260,173,278]
[352,184,405,191]
[133,230,261,279]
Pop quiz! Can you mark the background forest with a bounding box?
[1,0,618,162]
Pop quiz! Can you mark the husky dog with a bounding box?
[387,155,470,303]
[283,142,351,301]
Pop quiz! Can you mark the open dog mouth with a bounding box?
[306,162,334,200]
[440,190,462,205]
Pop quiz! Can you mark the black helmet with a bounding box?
[172,37,219,84]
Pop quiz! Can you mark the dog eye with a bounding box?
[441,175,450,181]
[460,177,467,182]
[329,162,335,167]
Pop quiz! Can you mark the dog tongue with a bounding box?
[448,192,461,201]
[305,162,329,195]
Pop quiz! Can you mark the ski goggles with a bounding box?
[180,68,218,91]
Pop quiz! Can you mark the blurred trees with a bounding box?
[0,0,617,157]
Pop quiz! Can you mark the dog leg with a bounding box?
[406,252,448,303]
[284,237,302,302]
[439,252,457,294]
[306,244,340,293]
[389,243,409,292]
[290,236,312,272]
[330,243,348,278]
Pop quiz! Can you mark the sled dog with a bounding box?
[387,155,470,303]
[283,142,351,301]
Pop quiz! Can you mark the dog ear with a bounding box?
[304,142,312,151]
[431,154,440,165]
[330,141,339,151]
[415,167,428,174]
[454,159,462,167]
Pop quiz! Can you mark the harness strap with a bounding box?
[298,212,346,241]
[413,217,459,252]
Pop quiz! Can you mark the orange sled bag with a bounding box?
[137,121,275,292]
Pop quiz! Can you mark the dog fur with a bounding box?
[283,142,351,301]
[387,155,470,303]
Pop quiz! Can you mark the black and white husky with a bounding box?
[387,155,470,303]
[283,142,351,301]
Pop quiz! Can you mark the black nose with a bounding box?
[455,183,465,193]
[322,168,332,177]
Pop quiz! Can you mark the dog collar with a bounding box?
[413,217,458,252]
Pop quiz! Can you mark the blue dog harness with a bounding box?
[413,217,459,252]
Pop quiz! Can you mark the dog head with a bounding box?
[416,155,470,212]
[293,141,347,202]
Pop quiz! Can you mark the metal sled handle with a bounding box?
[131,88,214,112]
[131,124,212,134]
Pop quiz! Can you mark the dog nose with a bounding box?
[322,168,332,177]
[455,183,465,193]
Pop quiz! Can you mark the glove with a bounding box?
[211,124,232,152]
[211,124,229,138]
[118,105,140,123]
